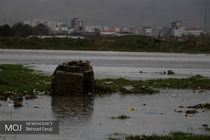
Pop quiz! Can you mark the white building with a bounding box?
[183,28,203,36]
[142,27,153,36]
[100,31,119,36]
[171,21,185,37]
[54,24,69,34]
[71,18,84,32]
[172,27,185,37]
[85,26,101,33]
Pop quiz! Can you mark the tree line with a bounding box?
[0,23,50,37]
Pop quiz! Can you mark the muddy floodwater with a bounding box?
[0,90,210,140]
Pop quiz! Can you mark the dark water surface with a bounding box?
[0,90,210,140]
[0,49,210,139]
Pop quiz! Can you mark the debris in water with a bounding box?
[187,103,210,109]
[139,70,144,73]
[25,94,37,100]
[123,85,135,91]
[8,103,14,107]
[128,107,136,111]
[160,70,175,75]
[14,101,22,108]
[34,90,41,95]
[111,115,130,120]
[10,96,23,102]
[167,70,175,75]
[122,85,158,94]
[174,110,183,113]
[175,103,210,116]
[185,110,198,115]
[179,106,184,108]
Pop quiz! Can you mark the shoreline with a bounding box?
[1,36,210,54]
[1,48,210,55]
[1,64,210,96]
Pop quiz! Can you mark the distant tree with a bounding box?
[33,23,49,36]
[0,24,15,37]
[12,23,33,37]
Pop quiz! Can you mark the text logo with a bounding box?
[5,124,22,132]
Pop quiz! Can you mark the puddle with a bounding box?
[0,90,210,140]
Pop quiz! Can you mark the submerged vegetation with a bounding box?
[0,64,210,96]
[167,70,175,75]
[0,36,210,53]
[109,132,210,140]
[111,115,130,120]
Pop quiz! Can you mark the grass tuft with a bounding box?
[111,115,130,120]
[109,132,210,140]
[0,64,51,95]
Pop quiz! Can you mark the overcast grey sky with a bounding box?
[0,0,209,30]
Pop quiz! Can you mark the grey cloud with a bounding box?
[0,0,209,30]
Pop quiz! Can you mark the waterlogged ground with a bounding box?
[0,90,210,140]
[0,49,210,80]
[0,49,210,139]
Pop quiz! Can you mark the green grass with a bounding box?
[125,132,210,140]
[111,115,130,120]
[1,64,210,96]
[0,36,210,53]
[167,70,175,75]
[95,75,210,94]
[0,64,51,95]
[109,132,210,140]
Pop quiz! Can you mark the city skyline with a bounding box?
[0,0,209,31]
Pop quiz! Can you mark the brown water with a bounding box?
[0,90,210,140]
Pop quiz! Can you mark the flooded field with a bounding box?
[0,49,210,139]
[0,90,210,140]
[0,49,210,80]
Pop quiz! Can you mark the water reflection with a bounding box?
[0,90,210,140]
[51,95,94,119]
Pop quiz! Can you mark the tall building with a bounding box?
[171,21,183,28]
[171,21,184,37]
[71,18,84,32]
